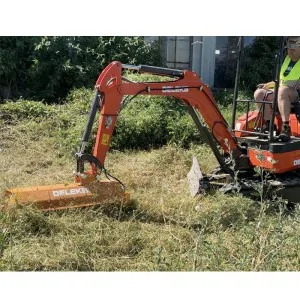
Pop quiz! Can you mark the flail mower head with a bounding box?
[4,180,130,211]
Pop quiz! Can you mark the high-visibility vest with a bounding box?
[280,55,300,85]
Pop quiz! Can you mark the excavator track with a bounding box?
[188,157,300,204]
[218,172,300,203]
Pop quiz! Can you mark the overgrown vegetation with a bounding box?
[0,73,205,154]
[0,36,163,101]
[0,72,253,154]
[0,36,282,102]
[0,36,295,271]
[1,86,300,271]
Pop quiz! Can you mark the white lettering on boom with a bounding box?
[162,86,189,93]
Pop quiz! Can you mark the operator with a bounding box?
[254,36,300,142]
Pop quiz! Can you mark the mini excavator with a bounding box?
[4,36,300,211]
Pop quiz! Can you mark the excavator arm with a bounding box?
[76,61,241,185]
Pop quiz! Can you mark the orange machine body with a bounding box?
[248,148,300,173]
[235,111,300,138]
[235,110,300,173]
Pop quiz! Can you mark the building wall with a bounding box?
[144,36,216,86]
[198,36,216,87]
[143,36,255,88]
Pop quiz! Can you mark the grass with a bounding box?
[2,89,300,271]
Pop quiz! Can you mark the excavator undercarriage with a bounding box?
[188,156,300,203]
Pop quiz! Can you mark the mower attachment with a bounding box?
[4,179,130,211]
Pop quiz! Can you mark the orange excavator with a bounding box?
[4,36,300,210]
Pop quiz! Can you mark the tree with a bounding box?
[0,37,36,99]
[0,36,163,102]
[240,36,281,91]
[28,36,163,101]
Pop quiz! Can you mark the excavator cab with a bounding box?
[201,36,300,202]
[229,37,300,175]
[233,37,300,137]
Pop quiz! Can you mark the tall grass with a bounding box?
[1,86,300,271]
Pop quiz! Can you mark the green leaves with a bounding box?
[1,100,55,120]
[241,37,281,91]
[0,36,163,102]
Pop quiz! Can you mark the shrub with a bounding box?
[0,36,163,102]
[2,74,246,155]
[112,96,201,149]
[0,37,37,99]
[56,74,203,151]
[28,36,163,102]
[1,100,55,120]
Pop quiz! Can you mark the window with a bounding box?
[166,36,192,69]
[214,36,254,88]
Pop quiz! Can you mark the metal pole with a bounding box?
[231,36,244,130]
[269,36,285,142]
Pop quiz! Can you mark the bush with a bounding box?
[0,36,163,102]
[60,81,202,152]
[112,96,200,149]
[3,73,249,154]
[64,87,95,115]
[213,89,253,107]
[1,100,55,120]
[0,37,37,99]
[0,78,204,153]
[36,37,162,101]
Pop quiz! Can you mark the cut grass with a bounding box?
[2,97,300,271]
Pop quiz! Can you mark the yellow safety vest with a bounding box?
[280,55,300,85]
[263,56,300,89]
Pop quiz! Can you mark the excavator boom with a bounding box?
[92,61,239,167]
